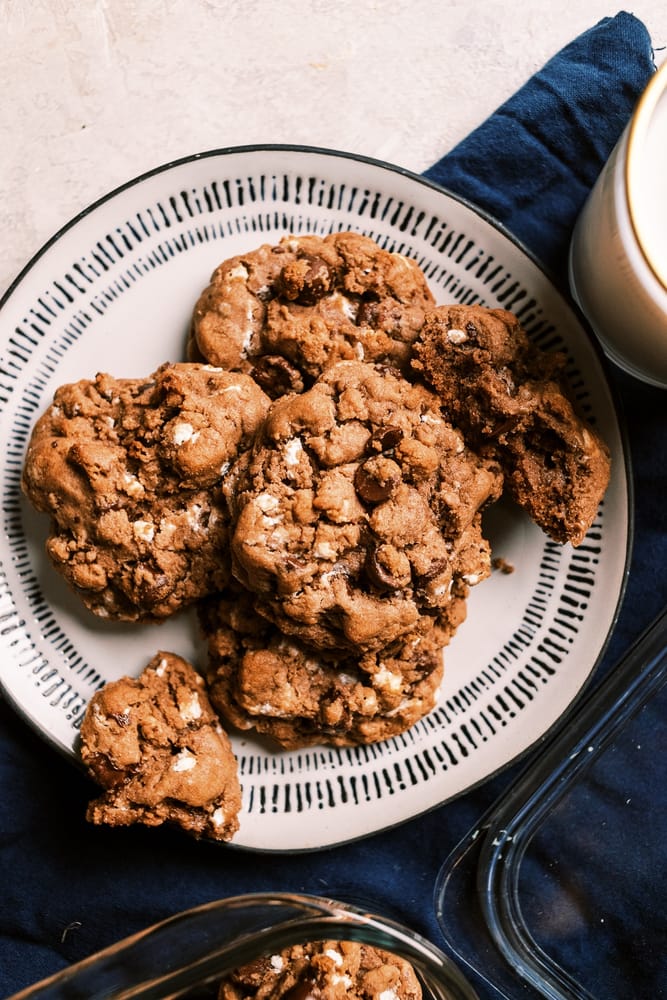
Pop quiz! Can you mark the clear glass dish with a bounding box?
[435,606,667,999]
[10,892,480,1000]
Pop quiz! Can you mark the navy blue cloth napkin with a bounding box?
[1,12,664,999]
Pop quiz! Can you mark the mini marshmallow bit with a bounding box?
[155,657,169,677]
[462,572,481,586]
[122,472,145,497]
[237,298,257,360]
[270,955,285,972]
[324,949,344,966]
[256,492,280,515]
[354,341,365,360]
[104,415,116,428]
[379,990,399,1000]
[173,421,199,446]
[283,437,303,466]
[133,519,155,543]
[314,540,337,559]
[211,807,227,828]
[180,692,203,721]
[227,263,249,281]
[332,974,352,989]
[186,503,204,530]
[338,672,357,685]
[171,749,197,772]
[330,291,358,322]
[374,665,403,693]
[447,327,468,344]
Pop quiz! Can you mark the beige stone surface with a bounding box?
[1,0,665,297]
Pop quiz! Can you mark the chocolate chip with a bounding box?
[251,355,305,398]
[282,977,319,1000]
[368,426,404,453]
[354,456,400,504]
[276,253,334,304]
[356,298,379,327]
[364,545,403,592]
[86,752,132,789]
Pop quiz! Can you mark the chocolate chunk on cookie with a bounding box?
[228,361,502,653]
[22,363,270,621]
[218,940,422,1000]
[413,305,611,545]
[189,232,435,396]
[80,651,242,842]
[198,583,464,748]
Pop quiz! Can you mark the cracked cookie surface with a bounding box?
[413,305,611,545]
[79,651,242,841]
[22,363,270,621]
[218,939,422,1000]
[189,231,435,397]
[229,361,502,653]
[198,583,466,748]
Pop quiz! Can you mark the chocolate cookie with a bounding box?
[22,363,270,621]
[218,940,421,1000]
[228,361,502,653]
[198,583,465,748]
[79,651,242,842]
[189,231,435,397]
[413,305,611,545]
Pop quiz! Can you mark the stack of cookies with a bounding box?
[21,231,611,841]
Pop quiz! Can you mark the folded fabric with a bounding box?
[424,11,656,287]
[1,12,664,1000]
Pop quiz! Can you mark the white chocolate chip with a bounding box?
[122,472,145,497]
[133,519,154,543]
[212,807,227,827]
[227,263,249,281]
[447,327,468,344]
[374,665,403,693]
[173,421,199,446]
[283,437,303,466]
[314,541,337,559]
[172,750,197,772]
[180,692,202,721]
[256,493,280,514]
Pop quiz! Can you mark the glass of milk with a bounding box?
[569,59,667,388]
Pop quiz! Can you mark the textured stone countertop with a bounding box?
[1,1,666,297]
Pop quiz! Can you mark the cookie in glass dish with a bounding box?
[217,939,422,1000]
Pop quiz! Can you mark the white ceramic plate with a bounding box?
[0,146,630,852]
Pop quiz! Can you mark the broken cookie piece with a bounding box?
[218,939,422,1000]
[79,651,242,842]
[413,305,611,545]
